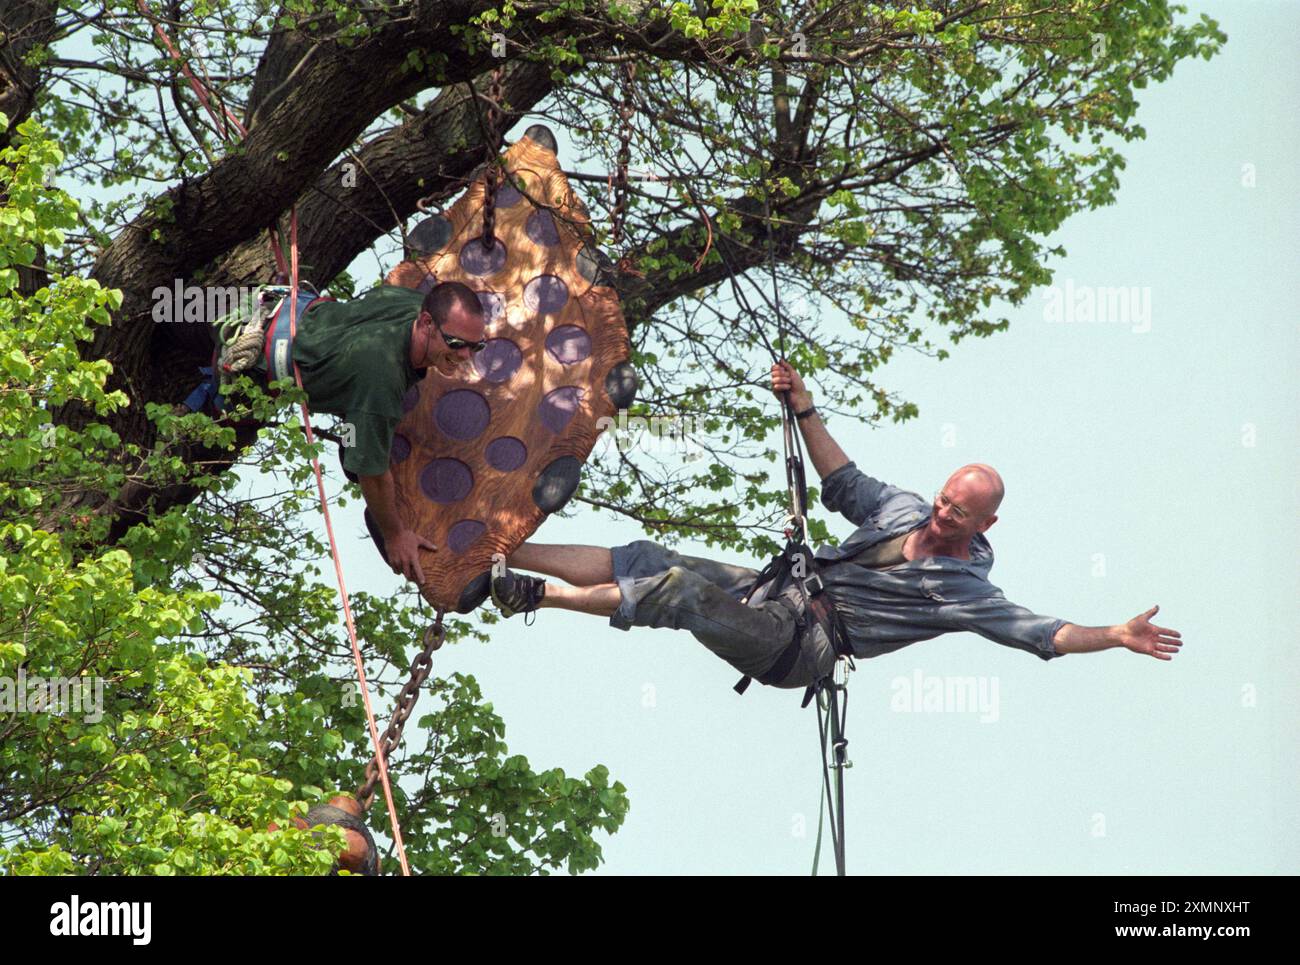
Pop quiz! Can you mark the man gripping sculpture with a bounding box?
[196,281,487,586]
[488,360,1183,689]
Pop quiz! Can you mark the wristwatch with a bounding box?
[794,404,818,421]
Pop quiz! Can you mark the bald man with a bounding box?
[488,361,1182,690]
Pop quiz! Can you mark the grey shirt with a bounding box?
[814,462,1066,661]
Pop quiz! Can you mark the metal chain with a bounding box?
[480,64,505,252]
[611,61,635,247]
[356,611,446,812]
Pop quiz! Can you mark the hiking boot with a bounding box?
[491,569,546,620]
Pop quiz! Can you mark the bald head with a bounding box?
[944,463,1005,518]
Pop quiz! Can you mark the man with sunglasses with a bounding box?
[276,280,486,584]
[488,359,1182,690]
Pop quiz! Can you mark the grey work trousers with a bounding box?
[608,540,837,689]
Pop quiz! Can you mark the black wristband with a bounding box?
[794,404,817,421]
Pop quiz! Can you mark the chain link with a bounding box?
[611,62,635,247]
[480,64,505,252]
[356,612,446,812]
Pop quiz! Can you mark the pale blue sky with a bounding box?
[227,1,1296,874]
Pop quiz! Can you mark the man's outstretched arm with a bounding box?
[1053,606,1184,660]
[770,360,849,480]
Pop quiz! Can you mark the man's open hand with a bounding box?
[1118,605,1183,660]
[385,528,437,584]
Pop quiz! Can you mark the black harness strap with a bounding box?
[734,535,852,695]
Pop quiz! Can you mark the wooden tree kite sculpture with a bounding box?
[377,124,637,612]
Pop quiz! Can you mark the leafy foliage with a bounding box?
[0,115,627,875]
[1,0,1224,874]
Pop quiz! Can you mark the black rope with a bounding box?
[813,673,850,875]
[710,78,855,877]
[708,205,807,524]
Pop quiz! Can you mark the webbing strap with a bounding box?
[264,292,326,383]
[734,537,836,696]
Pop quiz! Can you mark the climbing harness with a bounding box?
[184,285,330,418]
[138,0,422,874]
[263,286,329,384]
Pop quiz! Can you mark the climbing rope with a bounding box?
[811,660,850,875]
[136,0,245,140]
[284,213,413,875]
[136,0,414,874]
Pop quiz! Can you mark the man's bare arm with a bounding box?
[1052,623,1121,654]
[1053,606,1183,660]
[770,361,850,480]
[793,407,851,481]
[358,469,435,583]
[358,470,403,540]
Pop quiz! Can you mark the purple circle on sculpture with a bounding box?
[416,271,438,295]
[496,182,523,208]
[524,274,569,314]
[539,386,584,434]
[485,436,527,472]
[526,210,561,247]
[459,238,507,276]
[419,459,473,503]
[401,384,421,413]
[435,389,490,441]
[545,325,591,365]
[447,519,486,554]
[472,338,522,384]
[390,433,411,465]
[476,290,505,325]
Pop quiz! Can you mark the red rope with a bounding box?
[136,0,249,140]
[136,0,411,875]
[287,212,412,876]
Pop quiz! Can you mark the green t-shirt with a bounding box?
[291,285,426,477]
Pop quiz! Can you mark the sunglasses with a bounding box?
[434,320,487,353]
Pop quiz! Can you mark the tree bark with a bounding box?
[0,0,58,148]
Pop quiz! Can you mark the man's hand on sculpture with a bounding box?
[1118,605,1183,660]
[770,360,812,411]
[386,528,437,585]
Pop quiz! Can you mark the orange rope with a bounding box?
[286,213,412,876]
[136,0,249,140]
[136,0,411,875]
